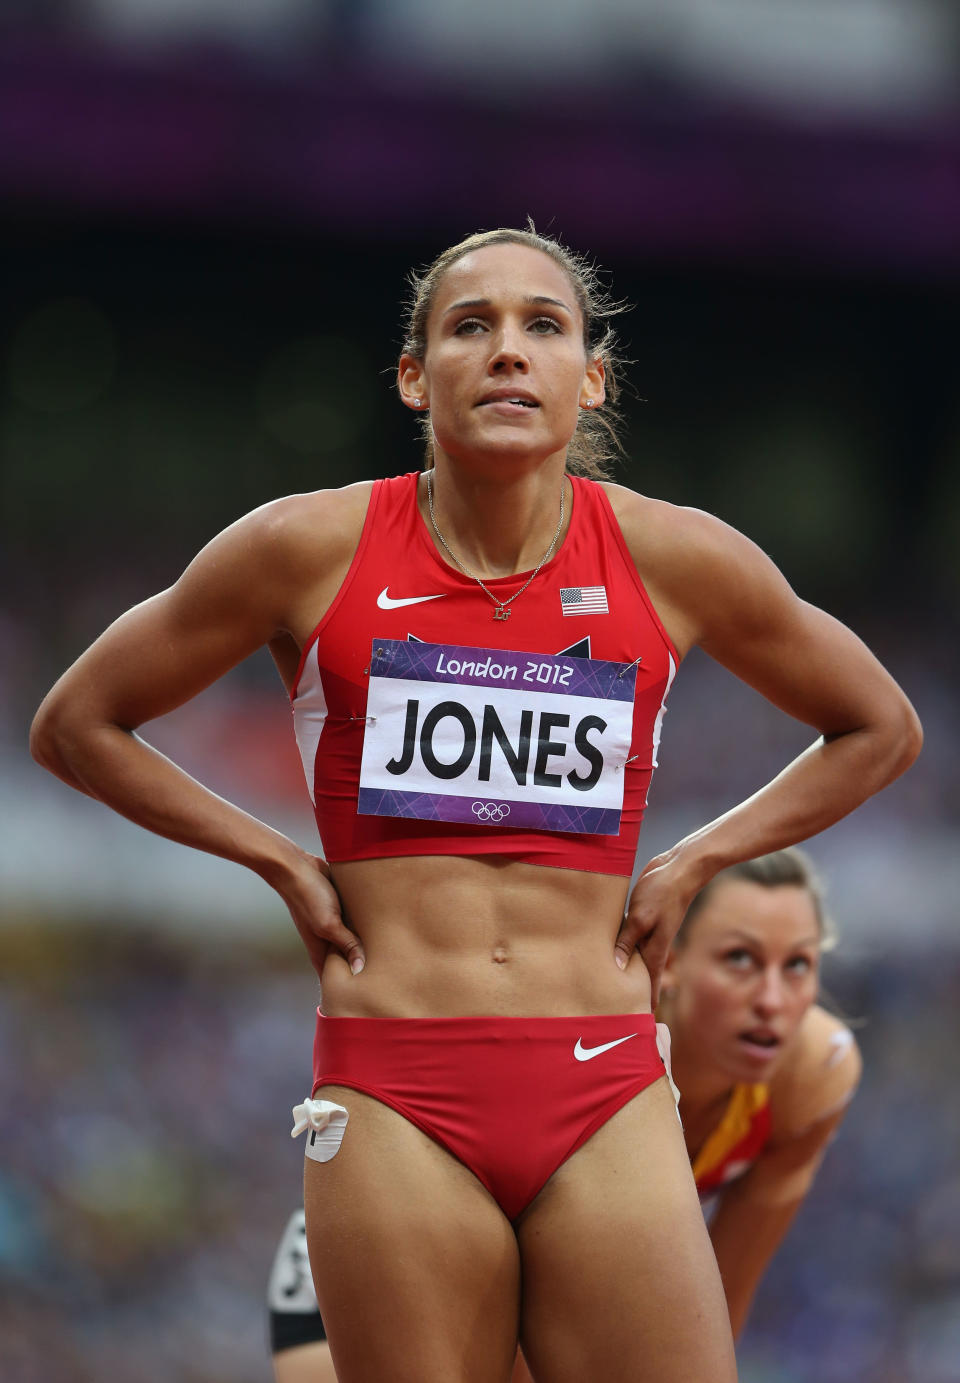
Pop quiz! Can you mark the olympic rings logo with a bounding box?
[472,801,511,823]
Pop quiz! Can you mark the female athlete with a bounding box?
[267,847,860,1381]
[31,228,919,1383]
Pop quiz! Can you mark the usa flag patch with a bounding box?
[560,585,609,616]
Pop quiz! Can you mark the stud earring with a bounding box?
[584,400,594,408]
[413,400,421,407]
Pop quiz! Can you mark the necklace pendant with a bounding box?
[493,606,510,621]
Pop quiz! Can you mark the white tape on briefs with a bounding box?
[291,1097,349,1163]
[655,1022,683,1123]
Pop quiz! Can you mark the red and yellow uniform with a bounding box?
[692,1084,772,1197]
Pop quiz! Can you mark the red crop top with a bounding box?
[290,472,679,875]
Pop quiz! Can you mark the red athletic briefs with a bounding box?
[312,1011,666,1220]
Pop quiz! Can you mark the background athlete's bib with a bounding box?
[357,639,638,835]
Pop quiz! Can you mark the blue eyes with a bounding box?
[723,949,814,976]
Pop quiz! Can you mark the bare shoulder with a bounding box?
[769,1005,862,1141]
[600,482,729,559]
[599,479,919,757]
[143,479,376,657]
[222,480,374,575]
[32,479,378,730]
[599,482,785,656]
[174,481,373,617]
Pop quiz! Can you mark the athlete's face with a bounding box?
[398,243,605,467]
[663,880,821,1084]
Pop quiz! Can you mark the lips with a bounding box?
[737,1029,782,1061]
[477,388,540,409]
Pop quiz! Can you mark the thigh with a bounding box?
[273,1341,339,1383]
[304,1084,521,1383]
[516,1077,737,1383]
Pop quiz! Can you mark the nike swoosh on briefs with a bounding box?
[377,587,446,610]
[573,1034,639,1062]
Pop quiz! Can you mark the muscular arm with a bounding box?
[30,488,369,972]
[707,1106,845,1337]
[608,490,922,986]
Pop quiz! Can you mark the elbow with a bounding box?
[895,697,923,774]
[30,697,65,775]
[879,695,923,784]
[834,692,923,790]
[30,688,91,779]
[31,694,123,802]
[31,688,128,789]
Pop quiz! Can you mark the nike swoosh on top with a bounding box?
[573,1034,638,1062]
[377,587,446,610]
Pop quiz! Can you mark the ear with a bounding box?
[579,355,606,411]
[398,354,428,411]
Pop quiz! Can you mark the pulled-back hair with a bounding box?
[401,226,628,479]
[676,848,835,949]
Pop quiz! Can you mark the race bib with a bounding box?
[358,639,638,835]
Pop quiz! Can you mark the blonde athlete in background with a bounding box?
[31,228,919,1383]
[267,848,860,1381]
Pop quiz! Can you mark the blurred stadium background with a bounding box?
[2,3,959,1380]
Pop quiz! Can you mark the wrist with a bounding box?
[249,830,312,891]
[665,830,727,897]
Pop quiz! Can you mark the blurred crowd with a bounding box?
[0,930,316,1383]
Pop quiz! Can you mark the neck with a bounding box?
[423,455,570,578]
[660,1001,739,1116]
[675,1067,738,1118]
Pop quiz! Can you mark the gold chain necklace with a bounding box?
[426,470,565,621]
